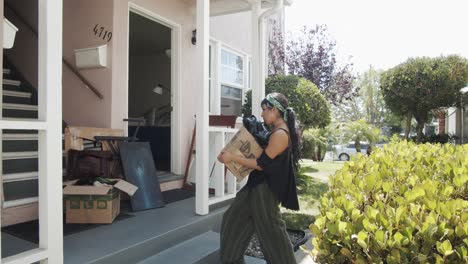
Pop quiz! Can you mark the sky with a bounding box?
[285,0,468,74]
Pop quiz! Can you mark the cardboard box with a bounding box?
[63,179,138,224]
[222,126,263,181]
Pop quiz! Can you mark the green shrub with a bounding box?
[302,127,335,161]
[408,133,458,144]
[310,141,468,263]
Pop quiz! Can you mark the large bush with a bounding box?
[310,141,468,263]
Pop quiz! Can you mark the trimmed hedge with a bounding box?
[310,141,468,263]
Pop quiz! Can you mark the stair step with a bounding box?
[3,134,38,140]
[3,103,38,111]
[3,179,39,202]
[2,150,66,160]
[3,169,66,183]
[87,205,226,264]
[3,90,32,98]
[244,256,268,264]
[3,171,38,182]
[3,151,38,160]
[3,69,11,75]
[2,117,39,121]
[138,231,220,264]
[3,197,39,208]
[3,79,21,86]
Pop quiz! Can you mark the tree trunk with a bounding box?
[416,122,425,142]
[317,145,322,161]
[438,110,446,135]
[414,113,427,142]
[404,112,412,140]
[355,141,361,153]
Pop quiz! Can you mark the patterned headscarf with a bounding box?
[265,93,291,121]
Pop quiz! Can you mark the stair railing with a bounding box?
[5,3,104,100]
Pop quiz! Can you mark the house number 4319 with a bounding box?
[93,24,112,42]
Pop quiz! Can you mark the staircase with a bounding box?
[2,63,71,227]
[1,65,42,226]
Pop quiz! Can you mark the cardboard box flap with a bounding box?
[63,179,79,187]
[113,180,138,196]
[63,185,112,195]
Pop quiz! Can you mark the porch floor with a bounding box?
[2,196,230,263]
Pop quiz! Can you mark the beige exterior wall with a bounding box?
[210,11,252,55]
[62,0,114,127]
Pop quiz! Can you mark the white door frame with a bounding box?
[127,3,182,174]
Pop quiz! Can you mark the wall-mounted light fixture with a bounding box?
[74,44,107,69]
[164,49,171,58]
[191,29,197,45]
[152,84,171,95]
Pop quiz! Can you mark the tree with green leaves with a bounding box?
[243,75,331,128]
[357,66,386,126]
[339,120,380,153]
[331,95,365,123]
[380,55,468,141]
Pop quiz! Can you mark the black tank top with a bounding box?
[246,128,299,210]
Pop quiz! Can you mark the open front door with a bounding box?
[128,11,172,173]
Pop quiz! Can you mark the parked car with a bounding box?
[333,142,369,161]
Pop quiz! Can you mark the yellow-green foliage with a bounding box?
[310,141,468,263]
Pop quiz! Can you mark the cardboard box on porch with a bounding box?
[63,179,138,224]
[221,126,263,181]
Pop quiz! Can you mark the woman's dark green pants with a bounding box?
[220,182,296,264]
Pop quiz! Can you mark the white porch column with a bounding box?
[38,0,63,262]
[250,0,262,118]
[195,0,210,215]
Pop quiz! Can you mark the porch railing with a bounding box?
[207,126,238,206]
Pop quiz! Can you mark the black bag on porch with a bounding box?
[66,149,120,180]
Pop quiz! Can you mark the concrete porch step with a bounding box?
[137,231,266,264]
[65,197,228,264]
[137,231,220,264]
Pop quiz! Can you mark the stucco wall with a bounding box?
[62,0,114,127]
[210,11,252,55]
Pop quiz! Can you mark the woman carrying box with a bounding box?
[217,92,300,264]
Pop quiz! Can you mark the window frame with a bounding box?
[208,38,250,117]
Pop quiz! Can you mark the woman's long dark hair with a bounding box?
[263,93,301,170]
